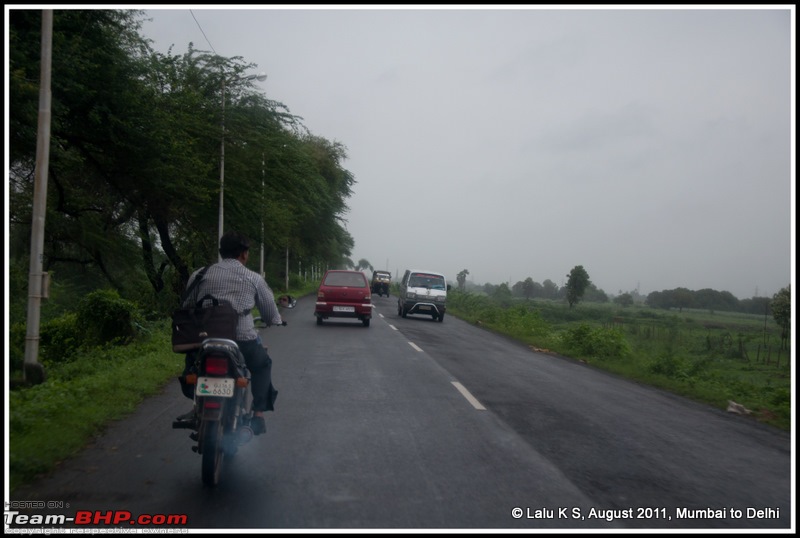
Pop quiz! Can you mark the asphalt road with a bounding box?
[9,294,793,531]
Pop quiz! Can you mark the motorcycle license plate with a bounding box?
[196,377,235,398]
[333,306,355,312]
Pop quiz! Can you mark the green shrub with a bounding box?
[560,323,631,360]
[9,322,26,373]
[10,313,84,372]
[76,289,141,346]
[648,352,691,379]
[40,312,81,363]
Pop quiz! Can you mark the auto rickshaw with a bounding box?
[370,270,392,297]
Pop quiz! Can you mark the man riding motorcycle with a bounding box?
[176,231,283,435]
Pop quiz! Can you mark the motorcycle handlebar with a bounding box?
[253,317,287,328]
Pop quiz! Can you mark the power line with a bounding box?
[190,9,216,55]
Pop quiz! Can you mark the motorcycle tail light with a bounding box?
[204,400,221,409]
[204,356,229,375]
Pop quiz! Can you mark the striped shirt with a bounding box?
[183,258,283,341]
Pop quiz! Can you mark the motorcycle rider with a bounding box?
[177,231,283,435]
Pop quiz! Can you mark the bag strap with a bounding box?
[195,293,221,308]
[181,265,210,304]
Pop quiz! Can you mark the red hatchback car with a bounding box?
[315,270,373,327]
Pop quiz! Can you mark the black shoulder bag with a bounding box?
[170,266,239,352]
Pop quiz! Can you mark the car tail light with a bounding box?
[317,290,325,299]
[204,356,229,375]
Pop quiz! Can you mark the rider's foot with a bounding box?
[176,408,195,422]
[251,416,266,435]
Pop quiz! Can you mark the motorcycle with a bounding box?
[173,295,296,486]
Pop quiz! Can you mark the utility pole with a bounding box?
[23,9,53,384]
[260,152,265,278]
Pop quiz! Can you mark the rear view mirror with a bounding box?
[278,295,297,308]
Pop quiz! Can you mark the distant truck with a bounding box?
[397,269,450,322]
[370,270,392,297]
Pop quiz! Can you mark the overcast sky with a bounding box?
[136,6,791,299]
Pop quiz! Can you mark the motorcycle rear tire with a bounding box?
[201,419,224,486]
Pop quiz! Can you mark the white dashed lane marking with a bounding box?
[451,382,486,410]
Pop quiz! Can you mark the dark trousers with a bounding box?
[237,337,278,412]
[180,337,278,412]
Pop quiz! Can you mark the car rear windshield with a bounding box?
[324,272,367,287]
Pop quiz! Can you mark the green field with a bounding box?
[447,291,791,431]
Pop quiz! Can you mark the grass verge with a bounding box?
[9,324,181,493]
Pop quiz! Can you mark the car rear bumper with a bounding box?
[315,302,373,318]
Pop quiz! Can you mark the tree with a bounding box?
[672,288,694,312]
[565,265,591,308]
[614,293,634,307]
[493,282,513,305]
[542,279,559,300]
[456,269,469,291]
[355,258,373,272]
[521,277,535,300]
[771,285,791,350]
[10,9,170,301]
[9,10,358,319]
[583,283,609,303]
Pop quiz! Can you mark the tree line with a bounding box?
[9,9,356,321]
[454,267,791,339]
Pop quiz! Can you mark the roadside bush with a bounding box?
[40,312,81,363]
[9,322,27,374]
[560,323,631,360]
[648,352,691,379]
[76,289,142,347]
[9,293,141,375]
[10,313,83,374]
[503,305,553,340]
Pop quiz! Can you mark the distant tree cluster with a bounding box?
[509,278,561,300]
[458,262,787,319]
[647,287,750,313]
[478,265,597,307]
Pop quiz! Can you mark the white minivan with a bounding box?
[397,269,451,322]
